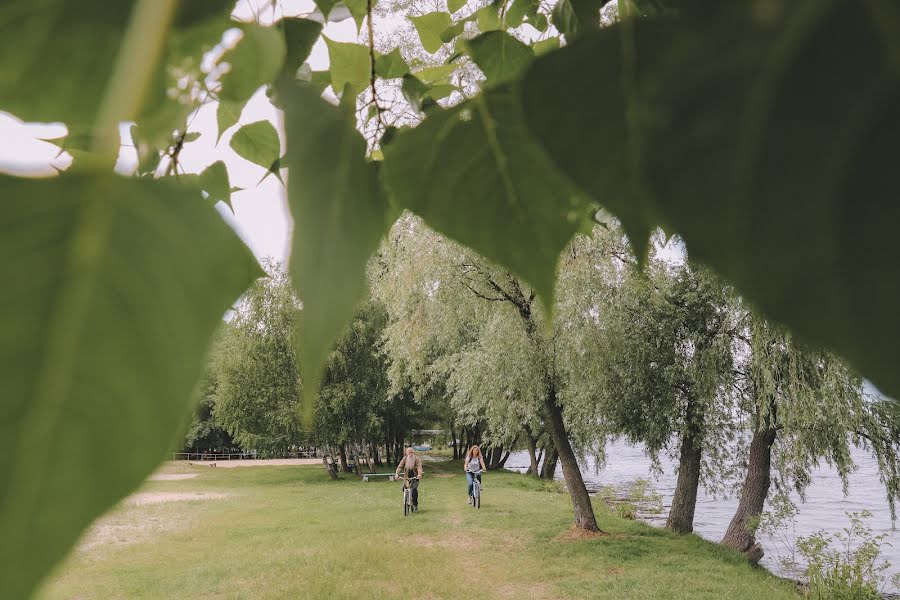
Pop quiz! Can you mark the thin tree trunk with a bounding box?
[721,424,777,563]
[536,447,545,470]
[525,426,539,477]
[496,433,518,468]
[338,444,349,472]
[371,440,381,466]
[352,444,362,477]
[544,382,600,532]
[540,446,558,480]
[489,445,503,469]
[666,430,703,533]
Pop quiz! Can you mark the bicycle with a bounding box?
[398,475,420,516]
[469,470,482,509]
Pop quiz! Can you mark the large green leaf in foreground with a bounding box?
[0,0,232,126]
[0,173,260,599]
[522,2,900,398]
[281,83,391,421]
[466,31,534,86]
[218,23,287,103]
[382,85,587,307]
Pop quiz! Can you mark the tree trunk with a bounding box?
[338,444,349,472]
[489,445,503,469]
[496,433,518,469]
[525,426,540,477]
[666,430,703,533]
[544,382,600,532]
[352,444,362,477]
[371,441,381,466]
[540,446,558,480]
[721,424,777,563]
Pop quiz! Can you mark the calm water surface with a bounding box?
[505,441,899,590]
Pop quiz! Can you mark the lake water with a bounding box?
[505,441,900,592]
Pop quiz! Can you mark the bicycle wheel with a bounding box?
[403,488,409,516]
[475,486,480,509]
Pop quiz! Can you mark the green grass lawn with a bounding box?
[38,460,799,600]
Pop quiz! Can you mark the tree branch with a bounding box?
[366,0,385,139]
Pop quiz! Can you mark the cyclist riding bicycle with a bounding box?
[395,447,423,511]
[464,445,487,505]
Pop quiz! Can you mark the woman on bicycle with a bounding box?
[464,445,487,505]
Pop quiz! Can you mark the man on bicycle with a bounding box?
[395,447,423,511]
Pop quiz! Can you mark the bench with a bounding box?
[362,473,396,482]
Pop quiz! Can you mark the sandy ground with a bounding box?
[127,492,230,505]
[184,458,321,468]
[149,473,199,481]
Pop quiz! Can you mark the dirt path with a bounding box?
[182,458,321,468]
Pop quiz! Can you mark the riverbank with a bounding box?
[505,441,900,586]
[38,460,799,599]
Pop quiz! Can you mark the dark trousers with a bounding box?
[406,469,419,506]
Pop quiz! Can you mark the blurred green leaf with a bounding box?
[522,3,900,399]
[410,12,453,54]
[0,172,259,600]
[475,4,501,31]
[230,120,280,170]
[440,20,466,43]
[506,0,538,27]
[324,38,371,96]
[218,24,286,102]
[532,37,559,55]
[448,0,467,14]
[216,100,243,142]
[551,0,604,40]
[199,160,232,207]
[280,18,323,81]
[0,1,227,126]
[526,12,548,32]
[0,2,130,125]
[342,0,370,31]
[313,0,338,19]
[375,48,410,78]
[401,74,433,113]
[280,83,390,422]
[427,84,456,101]
[414,64,458,85]
[383,84,586,307]
[311,69,334,92]
[467,31,533,85]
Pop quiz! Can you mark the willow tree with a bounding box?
[212,268,304,454]
[582,259,738,534]
[376,216,624,531]
[721,315,900,563]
